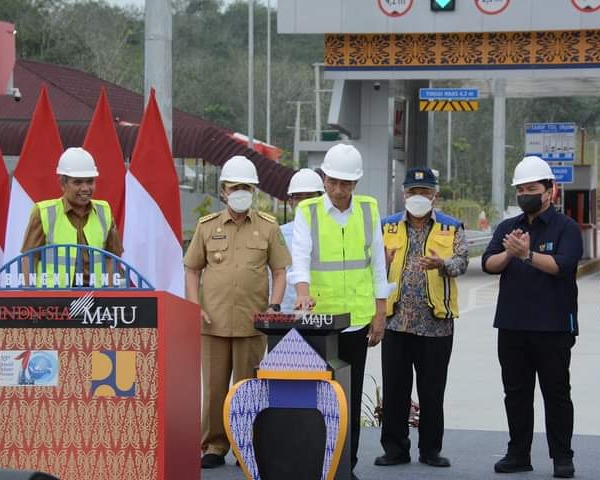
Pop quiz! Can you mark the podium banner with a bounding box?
[0,290,200,480]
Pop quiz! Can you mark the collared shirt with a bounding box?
[279,221,296,312]
[482,205,582,334]
[21,197,123,285]
[184,208,291,337]
[386,211,468,337]
[288,193,389,299]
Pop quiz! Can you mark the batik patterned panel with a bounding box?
[325,30,598,69]
[0,328,158,480]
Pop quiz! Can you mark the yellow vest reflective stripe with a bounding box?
[384,219,459,319]
[36,199,111,288]
[300,195,377,326]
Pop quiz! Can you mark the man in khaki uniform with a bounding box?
[184,155,291,469]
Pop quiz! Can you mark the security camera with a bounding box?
[373,82,381,91]
[12,88,21,102]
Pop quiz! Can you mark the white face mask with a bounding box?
[405,195,433,218]
[227,190,253,213]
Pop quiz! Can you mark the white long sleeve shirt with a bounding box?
[287,194,390,300]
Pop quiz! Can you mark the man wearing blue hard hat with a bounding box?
[375,167,468,469]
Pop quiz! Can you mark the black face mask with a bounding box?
[517,193,543,214]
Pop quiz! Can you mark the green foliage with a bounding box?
[361,374,382,428]
[432,94,600,208]
[192,195,214,219]
[3,0,323,152]
[439,198,483,230]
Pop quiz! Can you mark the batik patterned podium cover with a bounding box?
[224,328,347,480]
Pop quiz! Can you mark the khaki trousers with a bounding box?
[201,334,266,456]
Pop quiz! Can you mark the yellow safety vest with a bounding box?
[36,199,112,288]
[383,215,459,319]
[299,195,378,327]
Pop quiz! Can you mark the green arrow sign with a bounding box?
[431,0,455,10]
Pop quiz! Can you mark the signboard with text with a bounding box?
[550,165,574,184]
[419,88,479,100]
[525,123,576,162]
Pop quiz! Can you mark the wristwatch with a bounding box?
[268,304,281,312]
[522,250,533,265]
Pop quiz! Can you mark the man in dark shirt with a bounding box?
[482,156,582,479]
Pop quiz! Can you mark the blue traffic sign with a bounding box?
[525,122,577,162]
[525,123,576,134]
[419,88,479,101]
[550,165,574,184]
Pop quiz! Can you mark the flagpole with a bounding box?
[145,0,173,147]
[248,0,255,149]
[266,0,271,147]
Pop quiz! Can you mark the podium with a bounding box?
[225,313,351,480]
[0,290,201,480]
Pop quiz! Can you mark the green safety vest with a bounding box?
[36,198,111,288]
[299,195,378,327]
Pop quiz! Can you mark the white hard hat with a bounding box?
[321,143,363,181]
[219,155,259,185]
[287,169,325,195]
[56,147,99,178]
[511,156,554,186]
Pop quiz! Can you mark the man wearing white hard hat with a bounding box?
[20,147,122,287]
[483,156,582,478]
[184,155,291,469]
[289,143,388,480]
[279,168,325,311]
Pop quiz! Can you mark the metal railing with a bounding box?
[465,230,493,257]
[0,244,154,290]
[465,231,493,248]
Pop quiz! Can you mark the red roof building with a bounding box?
[0,59,294,199]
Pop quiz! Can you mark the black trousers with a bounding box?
[498,329,575,460]
[338,326,369,470]
[380,330,453,457]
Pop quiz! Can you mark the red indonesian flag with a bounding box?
[83,87,126,234]
[123,89,183,296]
[0,147,9,267]
[3,86,64,266]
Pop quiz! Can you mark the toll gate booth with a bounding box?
[564,164,597,259]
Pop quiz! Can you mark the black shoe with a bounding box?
[419,453,451,467]
[374,453,411,466]
[201,453,225,469]
[494,455,533,473]
[553,458,575,478]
